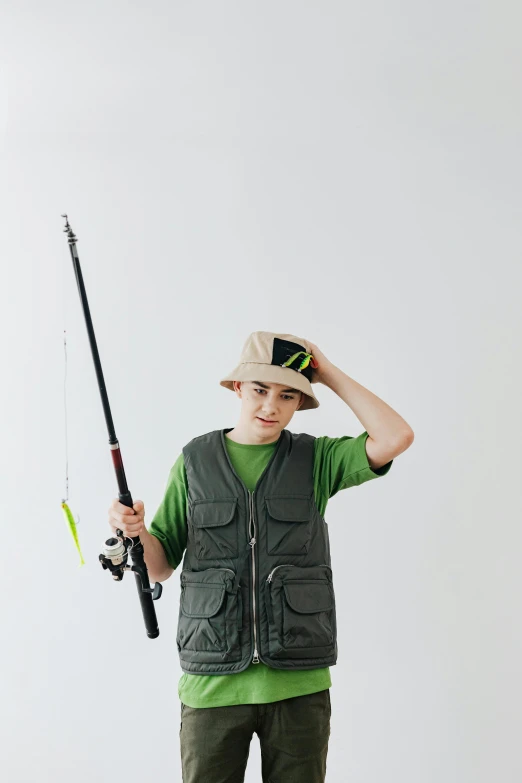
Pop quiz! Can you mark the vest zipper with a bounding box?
[219,429,286,666]
[248,490,259,664]
[266,563,296,582]
[267,563,332,582]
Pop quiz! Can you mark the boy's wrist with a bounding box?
[317,362,340,388]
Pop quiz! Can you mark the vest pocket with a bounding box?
[265,495,312,555]
[177,568,242,662]
[266,564,336,658]
[189,497,239,560]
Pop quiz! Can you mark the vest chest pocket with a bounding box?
[177,568,242,663]
[189,498,239,560]
[265,496,312,555]
[266,564,336,659]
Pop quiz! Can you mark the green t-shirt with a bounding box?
[148,430,393,708]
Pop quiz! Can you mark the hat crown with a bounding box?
[239,331,311,363]
[219,331,320,411]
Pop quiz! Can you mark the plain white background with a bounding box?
[1,1,521,781]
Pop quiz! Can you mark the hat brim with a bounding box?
[220,362,319,410]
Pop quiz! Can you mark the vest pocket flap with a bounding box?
[265,496,311,523]
[181,584,226,618]
[283,582,334,614]
[191,498,238,528]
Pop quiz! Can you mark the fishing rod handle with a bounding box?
[118,490,160,639]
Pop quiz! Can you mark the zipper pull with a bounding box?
[252,649,260,664]
[249,537,256,547]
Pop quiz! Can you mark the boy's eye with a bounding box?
[254,388,294,401]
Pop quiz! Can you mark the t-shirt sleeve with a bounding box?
[147,453,188,571]
[313,431,393,517]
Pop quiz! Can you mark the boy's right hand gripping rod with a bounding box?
[62,214,162,639]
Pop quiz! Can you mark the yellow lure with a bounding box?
[62,502,86,566]
[282,351,314,372]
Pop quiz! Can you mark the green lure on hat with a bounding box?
[281,351,314,372]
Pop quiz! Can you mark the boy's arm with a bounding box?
[146,454,189,582]
[365,434,412,471]
[141,527,174,583]
[314,431,394,515]
[308,341,414,469]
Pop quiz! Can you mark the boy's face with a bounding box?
[233,380,304,436]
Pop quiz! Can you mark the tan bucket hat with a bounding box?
[220,331,320,411]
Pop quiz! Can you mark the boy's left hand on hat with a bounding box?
[306,341,335,384]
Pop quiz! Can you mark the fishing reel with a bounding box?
[99,531,163,601]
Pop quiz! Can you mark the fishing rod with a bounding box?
[62,214,162,638]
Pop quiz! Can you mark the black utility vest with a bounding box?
[176,428,338,675]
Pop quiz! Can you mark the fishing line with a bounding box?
[63,319,69,503]
[61,234,85,566]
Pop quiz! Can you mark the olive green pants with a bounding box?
[179,689,331,783]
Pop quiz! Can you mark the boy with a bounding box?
[108,331,414,782]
